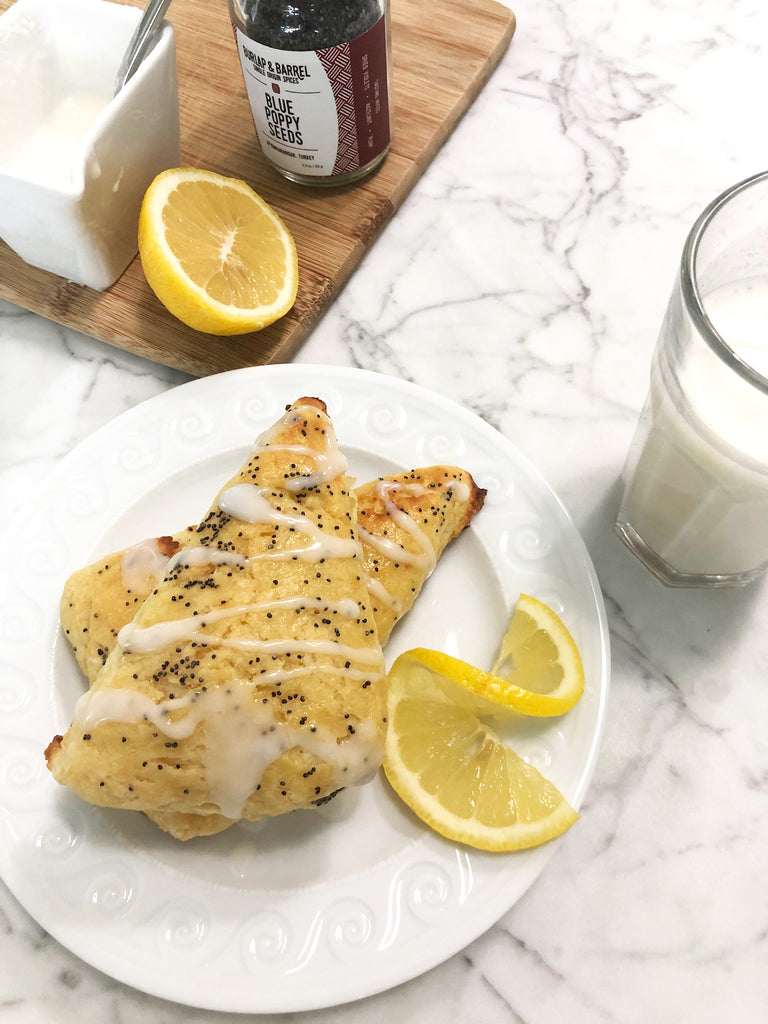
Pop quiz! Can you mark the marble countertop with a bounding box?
[2,0,768,1021]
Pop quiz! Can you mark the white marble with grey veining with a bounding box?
[2,0,768,1020]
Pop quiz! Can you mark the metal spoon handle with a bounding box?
[114,0,173,95]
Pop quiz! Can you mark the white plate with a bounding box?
[0,365,610,1013]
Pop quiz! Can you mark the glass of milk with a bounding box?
[615,171,768,587]
[0,0,179,290]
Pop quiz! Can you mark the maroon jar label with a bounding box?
[235,15,390,178]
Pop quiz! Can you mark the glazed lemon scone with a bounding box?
[143,462,485,837]
[60,526,197,686]
[358,469,486,644]
[60,470,486,681]
[46,398,387,839]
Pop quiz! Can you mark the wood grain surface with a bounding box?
[0,0,516,376]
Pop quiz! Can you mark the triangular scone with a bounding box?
[357,468,487,644]
[46,398,387,839]
[146,467,486,841]
[59,470,486,678]
[60,526,198,685]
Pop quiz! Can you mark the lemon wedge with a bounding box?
[382,594,584,852]
[490,592,585,713]
[383,652,578,851]
[400,594,584,717]
[138,167,298,335]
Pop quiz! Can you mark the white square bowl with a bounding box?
[0,0,180,290]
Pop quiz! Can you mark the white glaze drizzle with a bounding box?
[266,444,347,492]
[357,479,471,574]
[357,481,438,573]
[448,479,471,503]
[73,679,382,819]
[219,483,363,561]
[118,596,366,654]
[166,546,247,573]
[253,405,348,491]
[120,538,170,593]
[230,664,378,687]
[363,573,402,613]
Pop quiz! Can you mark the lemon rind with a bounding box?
[397,648,584,717]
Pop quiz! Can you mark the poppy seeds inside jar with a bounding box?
[229,0,391,184]
[245,0,381,50]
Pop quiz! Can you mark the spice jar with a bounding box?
[228,0,392,186]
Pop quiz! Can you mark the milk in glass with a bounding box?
[620,279,768,576]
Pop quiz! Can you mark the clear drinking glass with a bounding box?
[615,170,768,587]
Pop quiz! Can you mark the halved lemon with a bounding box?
[138,167,298,335]
[382,594,584,851]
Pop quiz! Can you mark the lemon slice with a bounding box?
[383,652,578,852]
[490,592,585,713]
[403,594,584,717]
[138,167,298,335]
[382,594,584,851]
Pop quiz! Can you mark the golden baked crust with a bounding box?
[60,529,194,685]
[47,398,386,839]
[358,467,486,644]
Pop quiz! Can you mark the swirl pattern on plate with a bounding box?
[325,899,376,961]
[85,866,138,916]
[157,900,211,953]
[33,815,82,862]
[241,912,292,968]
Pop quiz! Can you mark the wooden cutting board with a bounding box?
[0,0,516,377]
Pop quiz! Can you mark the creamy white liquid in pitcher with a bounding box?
[4,91,109,186]
[621,279,768,575]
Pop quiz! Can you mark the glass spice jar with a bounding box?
[228,0,392,186]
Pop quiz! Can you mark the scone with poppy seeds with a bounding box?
[357,468,486,644]
[59,470,485,682]
[46,398,386,839]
